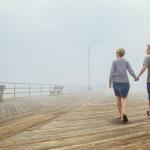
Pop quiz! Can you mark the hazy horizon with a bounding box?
[0,0,150,88]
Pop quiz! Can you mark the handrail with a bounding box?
[0,82,87,99]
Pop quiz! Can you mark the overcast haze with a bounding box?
[0,0,150,88]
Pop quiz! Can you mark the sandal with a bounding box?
[123,114,128,123]
[147,110,150,116]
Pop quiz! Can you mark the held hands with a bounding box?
[109,75,139,88]
[134,76,139,81]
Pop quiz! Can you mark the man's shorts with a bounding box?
[147,83,150,100]
[113,82,130,97]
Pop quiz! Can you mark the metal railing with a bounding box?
[0,82,88,99]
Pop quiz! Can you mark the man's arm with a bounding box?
[138,65,147,78]
[138,56,148,79]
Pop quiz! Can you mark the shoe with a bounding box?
[147,110,150,116]
[123,114,128,123]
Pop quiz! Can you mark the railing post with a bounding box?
[49,85,51,96]
[29,83,31,97]
[14,83,16,99]
[41,84,43,96]
[0,91,2,102]
[0,85,5,102]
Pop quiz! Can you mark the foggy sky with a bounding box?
[0,0,150,87]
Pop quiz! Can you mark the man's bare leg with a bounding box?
[147,100,150,116]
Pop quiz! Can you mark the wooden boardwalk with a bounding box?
[0,92,150,150]
[0,94,80,121]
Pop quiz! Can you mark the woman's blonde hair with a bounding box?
[116,48,125,57]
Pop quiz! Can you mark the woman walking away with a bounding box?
[109,48,138,123]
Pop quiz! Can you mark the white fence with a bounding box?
[0,82,88,100]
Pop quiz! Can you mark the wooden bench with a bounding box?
[50,86,63,96]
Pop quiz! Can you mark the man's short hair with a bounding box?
[116,48,125,57]
[147,44,150,49]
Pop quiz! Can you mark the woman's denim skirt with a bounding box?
[113,82,130,97]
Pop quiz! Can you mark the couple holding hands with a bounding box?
[109,44,150,123]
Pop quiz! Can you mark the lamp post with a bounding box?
[78,41,100,91]
[88,47,90,91]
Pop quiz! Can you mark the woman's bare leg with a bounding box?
[117,96,122,118]
[121,97,127,115]
[121,97,128,122]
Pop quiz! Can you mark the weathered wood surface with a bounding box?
[0,94,81,121]
[0,92,150,150]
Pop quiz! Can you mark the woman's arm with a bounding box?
[109,61,115,88]
[126,61,137,80]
